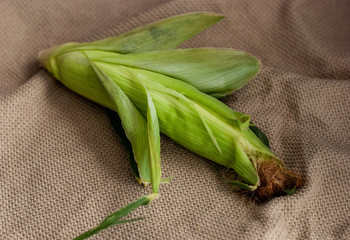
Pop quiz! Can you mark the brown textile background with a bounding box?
[1,0,350,239]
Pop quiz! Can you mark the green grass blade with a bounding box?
[74,194,156,240]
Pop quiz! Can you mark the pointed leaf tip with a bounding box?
[74,194,155,240]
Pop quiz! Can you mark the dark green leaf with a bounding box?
[249,123,270,149]
[284,187,296,195]
[91,63,152,185]
[106,109,140,180]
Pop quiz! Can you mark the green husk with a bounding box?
[91,62,161,192]
[39,11,303,195]
[39,12,303,239]
[38,21,265,189]
[39,12,224,64]
[85,48,260,97]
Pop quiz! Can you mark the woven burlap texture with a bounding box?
[1,0,350,239]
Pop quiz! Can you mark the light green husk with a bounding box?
[39,12,267,191]
[87,57,270,188]
[39,12,302,239]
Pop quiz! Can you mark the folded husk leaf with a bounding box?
[91,62,161,192]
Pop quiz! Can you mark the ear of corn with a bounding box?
[39,11,303,195]
[38,13,260,189]
[87,60,272,188]
[39,12,303,239]
[38,19,277,191]
[42,41,268,189]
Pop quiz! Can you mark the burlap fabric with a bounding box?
[1,0,349,239]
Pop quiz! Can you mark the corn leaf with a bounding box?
[74,194,157,240]
[88,48,260,97]
[78,12,224,53]
[230,137,259,185]
[39,12,224,63]
[130,72,162,193]
[145,91,161,193]
[249,123,270,148]
[91,63,153,186]
[106,109,140,180]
